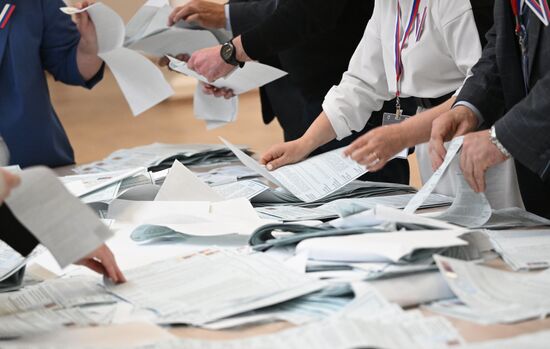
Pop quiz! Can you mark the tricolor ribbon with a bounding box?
[0,3,15,29]
[415,6,427,41]
[525,0,550,26]
[394,0,421,99]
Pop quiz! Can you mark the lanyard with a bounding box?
[394,0,421,118]
[510,0,530,92]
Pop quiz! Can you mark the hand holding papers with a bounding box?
[61,3,174,116]
[222,138,368,203]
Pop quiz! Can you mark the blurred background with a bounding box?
[52,0,422,187]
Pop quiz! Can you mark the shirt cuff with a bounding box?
[453,101,484,128]
[224,4,232,33]
[84,62,106,89]
[322,91,354,140]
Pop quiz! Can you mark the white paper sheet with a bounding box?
[404,136,464,213]
[487,229,550,271]
[107,250,326,325]
[168,56,287,95]
[60,168,145,198]
[193,87,239,129]
[6,168,113,268]
[154,161,223,201]
[221,138,368,203]
[429,255,550,324]
[212,180,269,200]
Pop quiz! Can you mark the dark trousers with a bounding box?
[515,161,550,219]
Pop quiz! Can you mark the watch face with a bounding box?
[221,43,233,61]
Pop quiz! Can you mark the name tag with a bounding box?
[382,112,412,126]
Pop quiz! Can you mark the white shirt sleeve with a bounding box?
[322,1,392,140]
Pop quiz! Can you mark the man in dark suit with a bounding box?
[169,0,415,184]
[430,0,550,218]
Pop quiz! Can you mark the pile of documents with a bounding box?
[486,229,550,271]
[427,255,550,324]
[74,143,252,173]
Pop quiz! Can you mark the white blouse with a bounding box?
[322,0,481,139]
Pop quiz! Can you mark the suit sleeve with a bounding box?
[240,0,349,60]
[229,0,278,36]
[0,205,39,257]
[40,0,104,88]
[495,71,550,181]
[455,23,506,125]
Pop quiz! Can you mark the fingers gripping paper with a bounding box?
[5,168,113,268]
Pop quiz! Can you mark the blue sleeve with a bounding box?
[40,0,103,88]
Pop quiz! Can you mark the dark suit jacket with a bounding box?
[0,204,38,257]
[457,0,550,216]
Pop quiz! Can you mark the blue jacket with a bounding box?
[0,0,103,168]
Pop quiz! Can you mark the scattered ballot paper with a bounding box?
[487,229,550,271]
[221,138,368,203]
[61,3,174,116]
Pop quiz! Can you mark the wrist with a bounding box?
[454,105,478,130]
[233,36,250,62]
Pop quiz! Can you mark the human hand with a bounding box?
[429,106,478,170]
[158,53,190,68]
[260,139,314,171]
[459,130,508,193]
[74,1,98,56]
[0,169,20,204]
[76,244,126,284]
[188,46,236,82]
[201,82,235,99]
[343,124,407,171]
[168,0,226,29]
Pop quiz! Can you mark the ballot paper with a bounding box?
[0,277,116,316]
[154,161,223,202]
[74,143,249,173]
[434,173,493,228]
[486,229,550,271]
[168,56,287,95]
[404,136,464,213]
[193,83,240,129]
[108,198,265,236]
[427,255,550,324]
[256,205,338,221]
[107,250,326,326]
[212,180,269,200]
[159,315,463,349]
[222,138,368,203]
[296,229,468,263]
[5,167,113,268]
[480,207,550,229]
[321,193,453,217]
[61,3,174,116]
[60,168,146,198]
[0,243,27,284]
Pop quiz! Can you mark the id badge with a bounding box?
[382,112,412,126]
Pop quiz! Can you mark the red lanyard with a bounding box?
[394,0,421,116]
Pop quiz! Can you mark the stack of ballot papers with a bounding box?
[74,143,251,173]
[427,255,550,324]
[0,277,118,338]
[486,229,550,271]
[106,250,326,326]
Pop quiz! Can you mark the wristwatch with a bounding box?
[220,39,245,68]
[489,126,511,158]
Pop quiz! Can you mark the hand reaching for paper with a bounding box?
[343,124,407,171]
[260,139,314,171]
[0,169,20,204]
[429,106,479,170]
[168,0,226,29]
[74,1,103,81]
[76,244,126,284]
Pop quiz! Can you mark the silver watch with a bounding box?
[489,126,511,158]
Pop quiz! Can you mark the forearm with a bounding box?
[299,112,337,152]
[76,45,103,81]
[399,98,456,147]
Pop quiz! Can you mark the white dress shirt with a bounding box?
[322,0,524,209]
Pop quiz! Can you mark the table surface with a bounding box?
[48,164,550,345]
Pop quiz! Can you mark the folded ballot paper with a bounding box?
[61,3,174,116]
[487,229,550,271]
[427,255,550,324]
[106,250,326,326]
